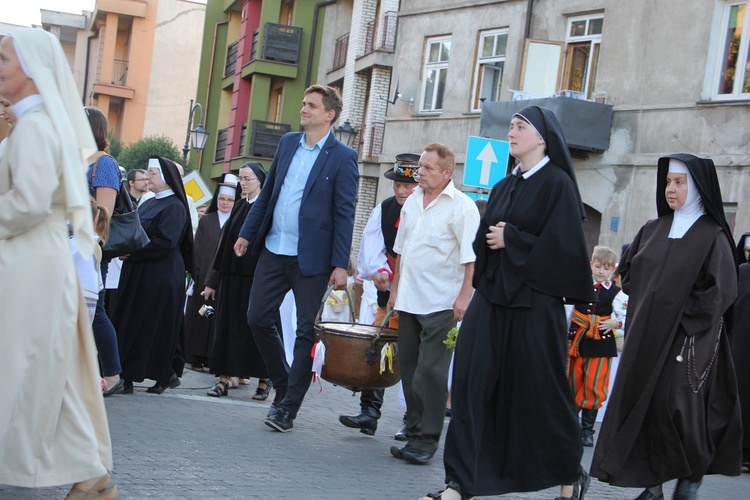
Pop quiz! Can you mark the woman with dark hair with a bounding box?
[84,105,124,396]
[184,173,239,371]
[422,106,594,500]
[111,155,194,395]
[591,154,741,500]
[0,28,115,498]
[203,162,272,399]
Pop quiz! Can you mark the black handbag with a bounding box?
[91,156,150,259]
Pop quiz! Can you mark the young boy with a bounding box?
[568,246,621,447]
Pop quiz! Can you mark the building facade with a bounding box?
[82,0,206,149]
[194,0,333,180]
[380,0,750,253]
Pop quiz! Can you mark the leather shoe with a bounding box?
[390,444,434,465]
[394,423,408,441]
[122,380,133,394]
[265,407,294,432]
[102,378,125,397]
[168,373,181,388]
[267,402,280,418]
[339,413,378,435]
[673,479,701,500]
[634,489,664,500]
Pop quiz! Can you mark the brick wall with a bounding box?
[351,175,378,259]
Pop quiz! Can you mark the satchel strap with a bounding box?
[90,153,116,190]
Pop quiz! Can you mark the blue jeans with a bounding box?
[92,260,122,377]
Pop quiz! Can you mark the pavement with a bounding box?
[1,368,749,499]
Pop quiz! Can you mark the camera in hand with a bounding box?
[199,304,215,319]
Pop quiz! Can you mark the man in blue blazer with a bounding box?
[234,85,359,432]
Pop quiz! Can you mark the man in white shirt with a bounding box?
[387,142,480,465]
[338,153,419,436]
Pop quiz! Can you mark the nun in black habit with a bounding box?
[733,232,750,472]
[590,154,741,500]
[203,162,272,399]
[112,156,194,394]
[424,106,595,500]
[184,173,240,370]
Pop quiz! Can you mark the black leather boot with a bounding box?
[672,478,702,500]
[338,389,383,435]
[581,409,598,447]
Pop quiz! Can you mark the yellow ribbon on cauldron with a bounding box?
[380,343,395,374]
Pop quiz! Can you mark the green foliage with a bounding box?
[444,327,459,350]
[107,131,123,160]
[117,134,183,172]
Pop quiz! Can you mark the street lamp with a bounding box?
[182,99,210,165]
[334,119,358,148]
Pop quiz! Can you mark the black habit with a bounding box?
[732,261,750,464]
[443,161,595,496]
[591,154,741,487]
[205,198,269,379]
[184,210,222,366]
[112,194,192,386]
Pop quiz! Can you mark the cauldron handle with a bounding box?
[365,309,396,365]
[315,284,357,325]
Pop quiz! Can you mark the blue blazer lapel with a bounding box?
[301,133,337,204]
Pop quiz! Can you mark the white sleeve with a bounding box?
[356,204,389,280]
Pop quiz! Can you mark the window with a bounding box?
[472,30,507,111]
[421,37,451,112]
[562,15,603,98]
[714,1,750,98]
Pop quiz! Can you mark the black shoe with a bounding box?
[394,423,408,441]
[265,407,294,432]
[634,489,664,500]
[146,382,167,394]
[267,402,280,418]
[103,378,125,397]
[122,380,133,394]
[339,413,378,435]
[168,373,181,388]
[582,432,594,447]
[672,479,701,500]
[391,444,434,465]
[576,468,591,500]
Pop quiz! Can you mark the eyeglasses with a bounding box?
[239,176,257,182]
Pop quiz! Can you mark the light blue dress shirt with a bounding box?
[265,131,330,256]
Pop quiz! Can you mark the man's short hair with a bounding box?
[127,168,146,184]
[592,246,618,267]
[305,84,343,124]
[423,142,456,171]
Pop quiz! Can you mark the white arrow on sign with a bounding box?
[477,142,498,185]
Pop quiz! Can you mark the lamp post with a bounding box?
[334,119,358,148]
[182,99,209,166]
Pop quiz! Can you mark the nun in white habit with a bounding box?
[0,29,115,498]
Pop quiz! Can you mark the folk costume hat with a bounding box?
[384,153,420,183]
[512,105,586,221]
[656,153,735,263]
[9,28,97,258]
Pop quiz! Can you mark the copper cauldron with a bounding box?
[314,286,400,392]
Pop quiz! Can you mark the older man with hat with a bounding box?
[338,153,419,436]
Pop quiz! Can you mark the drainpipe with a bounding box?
[524,0,534,40]
[82,32,97,104]
[306,0,338,88]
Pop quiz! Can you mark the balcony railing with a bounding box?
[250,30,259,61]
[214,128,229,162]
[250,120,291,157]
[112,59,128,86]
[239,123,248,155]
[225,40,239,77]
[332,32,349,70]
[262,23,302,64]
[364,11,398,55]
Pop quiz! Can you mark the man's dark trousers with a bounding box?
[247,248,329,418]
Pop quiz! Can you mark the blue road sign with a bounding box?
[463,136,510,189]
